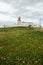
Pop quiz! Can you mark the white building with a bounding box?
[17,16,33,26]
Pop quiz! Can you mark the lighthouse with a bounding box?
[17,16,21,25]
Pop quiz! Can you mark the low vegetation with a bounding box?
[0,27,43,65]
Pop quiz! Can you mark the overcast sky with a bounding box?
[0,0,43,26]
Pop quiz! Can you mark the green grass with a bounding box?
[0,27,43,65]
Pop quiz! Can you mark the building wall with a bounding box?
[17,20,33,26]
[17,21,21,25]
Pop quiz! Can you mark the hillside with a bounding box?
[0,27,43,65]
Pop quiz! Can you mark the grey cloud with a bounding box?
[0,0,43,19]
[0,0,43,6]
[0,11,10,15]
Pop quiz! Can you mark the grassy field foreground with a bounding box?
[0,27,43,65]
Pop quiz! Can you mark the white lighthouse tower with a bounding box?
[17,16,21,25]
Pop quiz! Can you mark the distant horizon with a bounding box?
[0,20,43,28]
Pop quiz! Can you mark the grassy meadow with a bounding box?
[0,27,43,65]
